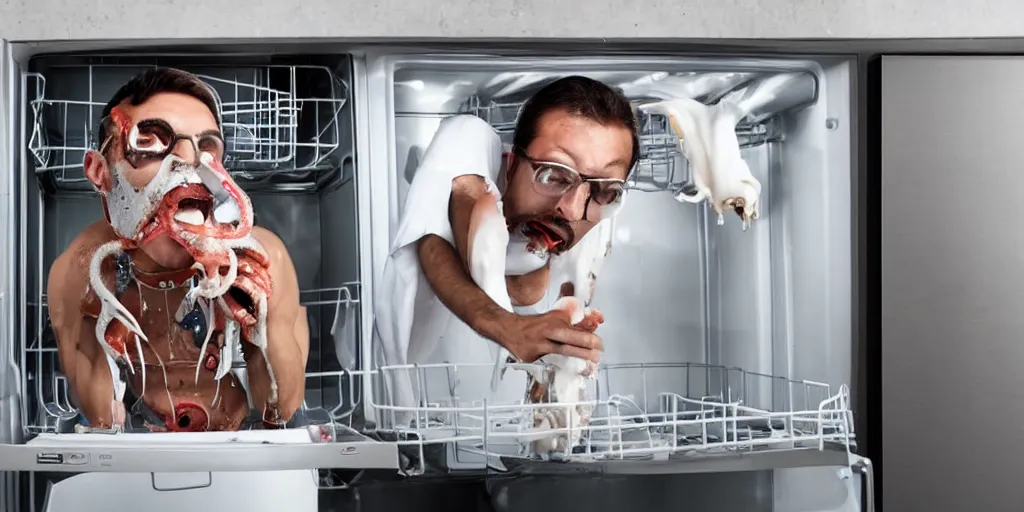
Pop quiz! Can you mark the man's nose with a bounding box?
[555,184,590,221]
[171,139,198,165]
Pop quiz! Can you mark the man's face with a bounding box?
[84,92,226,270]
[504,108,633,255]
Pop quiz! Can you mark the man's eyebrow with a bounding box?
[538,145,578,168]
[537,146,628,177]
[602,158,628,170]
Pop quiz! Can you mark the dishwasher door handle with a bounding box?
[150,472,213,492]
[851,455,875,512]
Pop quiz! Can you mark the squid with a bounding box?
[638,98,762,231]
[466,184,613,456]
[525,296,602,456]
[465,184,516,396]
[81,142,279,430]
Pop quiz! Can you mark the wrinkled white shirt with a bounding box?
[372,115,549,421]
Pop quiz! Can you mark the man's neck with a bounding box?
[128,248,193,275]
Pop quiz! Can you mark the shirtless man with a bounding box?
[48,68,308,432]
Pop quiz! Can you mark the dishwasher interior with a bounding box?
[365,54,858,482]
[18,53,364,437]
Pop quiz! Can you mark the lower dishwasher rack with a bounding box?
[2,360,874,511]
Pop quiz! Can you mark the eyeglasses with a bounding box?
[100,114,225,169]
[515,148,626,221]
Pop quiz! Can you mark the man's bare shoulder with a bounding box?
[250,225,292,269]
[49,220,116,297]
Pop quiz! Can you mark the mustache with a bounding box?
[509,214,576,251]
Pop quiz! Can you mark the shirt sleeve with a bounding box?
[389,114,504,255]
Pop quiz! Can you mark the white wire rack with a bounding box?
[25,64,348,190]
[19,283,361,436]
[458,96,781,198]
[366,361,855,475]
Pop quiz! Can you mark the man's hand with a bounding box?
[494,310,604,363]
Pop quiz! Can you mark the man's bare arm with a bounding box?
[417,234,513,343]
[417,175,602,361]
[49,247,117,428]
[414,175,514,342]
[246,226,308,422]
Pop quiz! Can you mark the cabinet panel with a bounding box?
[882,55,1024,511]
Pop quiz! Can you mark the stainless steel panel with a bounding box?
[0,39,17,446]
[882,55,1024,511]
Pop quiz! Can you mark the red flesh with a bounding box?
[164,401,210,432]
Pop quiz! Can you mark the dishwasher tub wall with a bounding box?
[355,52,863,511]
[16,53,364,437]
[366,55,855,455]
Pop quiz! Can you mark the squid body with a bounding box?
[638,98,762,231]
[466,183,613,456]
[84,149,278,431]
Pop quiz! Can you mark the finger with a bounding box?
[546,341,601,363]
[577,314,602,332]
[547,327,603,351]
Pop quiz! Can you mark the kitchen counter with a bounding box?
[3,0,1024,42]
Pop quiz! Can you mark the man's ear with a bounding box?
[83,150,112,193]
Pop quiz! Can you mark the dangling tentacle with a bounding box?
[251,295,278,405]
[193,298,217,385]
[464,187,516,394]
[215,297,237,381]
[89,241,149,345]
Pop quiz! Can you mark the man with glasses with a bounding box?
[48,68,308,432]
[376,76,639,415]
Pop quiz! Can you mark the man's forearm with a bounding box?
[417,234,512,343]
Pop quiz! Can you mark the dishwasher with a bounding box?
[0,42,874,512]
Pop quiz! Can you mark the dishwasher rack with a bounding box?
[458,94,783,201]
[20,284,362,436]
[25,62,349,193]
[366,361,856,476]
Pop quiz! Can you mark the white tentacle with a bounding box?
[89,241,149,403]
[215,297,238,381]
[89,241,149,344]
[189,249,238,299]
[193,297,217,385]
[250,294,278,404]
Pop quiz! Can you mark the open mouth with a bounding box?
[522,220,570,252]
[172,196,214,226]
[228,286,256,316]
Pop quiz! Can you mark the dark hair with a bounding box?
[97,67,221,148]
[513,76,640,175]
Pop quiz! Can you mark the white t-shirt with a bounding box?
[372,115,551,419]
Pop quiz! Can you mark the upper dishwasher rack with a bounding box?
[25,58,351,193]
[452,70,816,197]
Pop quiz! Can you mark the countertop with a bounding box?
[2,0,1024,42]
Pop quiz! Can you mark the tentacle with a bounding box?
[465,189,516,394]
[189,248,238,299]
[193,298,217,385]
[89,241,148,343]
[215,298,238,381]
[252,295,278,405]
[549,296,586,325]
